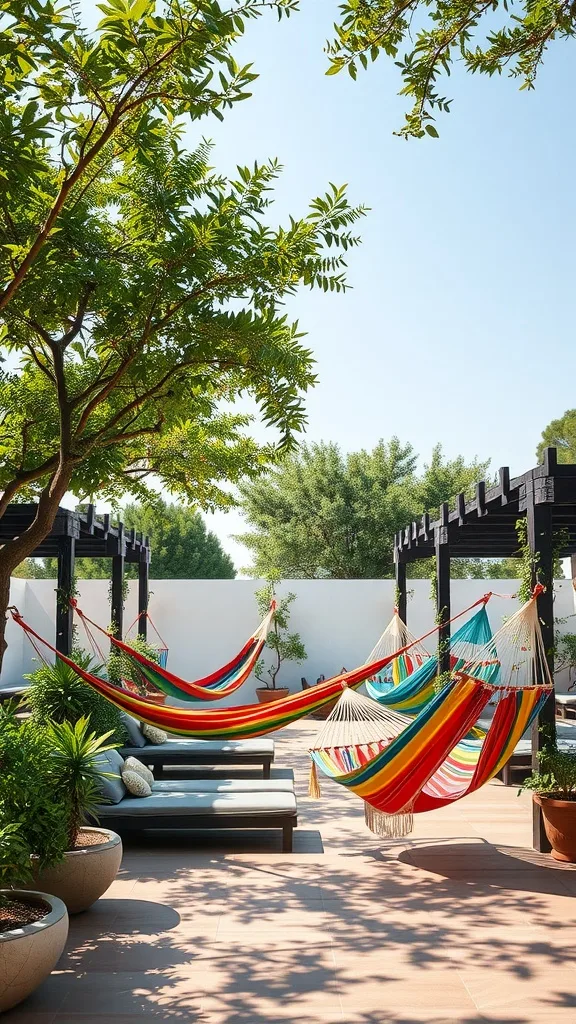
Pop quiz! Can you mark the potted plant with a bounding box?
[1,704,123,913]
[26,650,128,743]
[108,634,167,704]
[254,583,307,704]
[521,742,576,862]
[0,824,69,1013]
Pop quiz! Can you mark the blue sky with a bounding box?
[188,2,576,568]
[74,2,576,569]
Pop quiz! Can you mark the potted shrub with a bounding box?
[0,824,69,1013]
[521,742,576,862]
[108,634,167,704]
[26,651,128,744]
[1,704,123,913]
[254,584,307,704]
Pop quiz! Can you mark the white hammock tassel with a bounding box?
[364,801,414,838]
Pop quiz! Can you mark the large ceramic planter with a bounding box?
[27,827,122,914]
[534,794,576,862]
[256,687,290,704]
[0,890,68,1012]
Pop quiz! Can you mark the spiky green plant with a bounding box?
[47,718,117,847]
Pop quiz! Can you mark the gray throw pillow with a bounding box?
[95,749,126,805]
[120,712,146,748]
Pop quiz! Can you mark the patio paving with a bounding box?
[6,720,576,1024]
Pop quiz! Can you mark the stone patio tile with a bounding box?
[460,967,576,1011]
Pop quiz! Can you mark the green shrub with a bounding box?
[0,702,70,871]
[25,651,127,746]
[108,634,161,696]
[521,744,576,801]
[0,703,117,862]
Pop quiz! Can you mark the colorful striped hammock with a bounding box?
[309,592,552,838]
[72,600,276,702]
[366,602,499,716]
[11,607,435,739]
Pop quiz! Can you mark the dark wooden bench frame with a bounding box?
[98,811,296,852]
[123,747,274,779]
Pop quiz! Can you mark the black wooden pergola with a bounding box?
[393,447,576,852]
[2,503,151,653]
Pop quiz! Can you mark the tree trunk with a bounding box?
[0,464,74,671]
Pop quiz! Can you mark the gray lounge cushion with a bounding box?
[121,737,274,758]
[151,779,294,794]
[96,790,296,818]
[120,712,146,748]
[95,748,127,804]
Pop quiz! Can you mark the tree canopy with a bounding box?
[537,411,576,465]
[237,439,499,578]
[327,0,575,137]
[16,500,236,579]
[0,0,364,657]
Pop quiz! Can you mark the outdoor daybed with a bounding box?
[119,713,275,778]
[95,761,298,852]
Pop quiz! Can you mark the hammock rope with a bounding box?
[9,600,478,740]
[125,610,169,668]
[309,590,552,839]
[70,598,276,702]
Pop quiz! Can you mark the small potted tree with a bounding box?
[1,704,123,914]
[522,742,576,862]
[0,824,69,1012]
[254,583,307,704]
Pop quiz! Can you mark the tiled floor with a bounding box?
[7,721,576,1024]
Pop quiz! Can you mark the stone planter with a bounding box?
[0,890,68,1012]
[27,827,122,914]
[256,687,290,704]
[534,794,576,862]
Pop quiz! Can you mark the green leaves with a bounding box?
[327,0,574,137]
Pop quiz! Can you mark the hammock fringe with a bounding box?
[364,801,414,838]
[308,759,322,799]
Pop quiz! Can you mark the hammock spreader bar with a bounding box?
[71,599,276,702]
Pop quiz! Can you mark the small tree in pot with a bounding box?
[521,743,576,862]
[254,583,307,704]
[0,704,123,913]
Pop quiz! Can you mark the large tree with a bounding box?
[236,439,492,578]
[0,0,364,660]
[327,0,575,137]
[16,500,236,579]
[537,411,576,465]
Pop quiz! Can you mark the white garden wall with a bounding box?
[3,578,576,700]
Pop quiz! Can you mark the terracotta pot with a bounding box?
[0,890,68,1012]
[26,827,122,914]
[255,687,290,704]
[534,794,576,862]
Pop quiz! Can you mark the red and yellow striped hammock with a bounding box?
[309,592,552,837]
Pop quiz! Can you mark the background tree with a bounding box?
[0,0,364,660]
[237,439,494,578]
[18,500,235,579]
[537,411,576,465]
[327,0,576,137]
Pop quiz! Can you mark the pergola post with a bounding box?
[526,491,555,853]
[395,541,407,624]
[138,553,149,640]
[435,503,451,675]
[56,535,75,656]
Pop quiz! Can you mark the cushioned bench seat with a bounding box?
[151,778,294,794]
[97,788,297,851]
[120,736,275,778]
